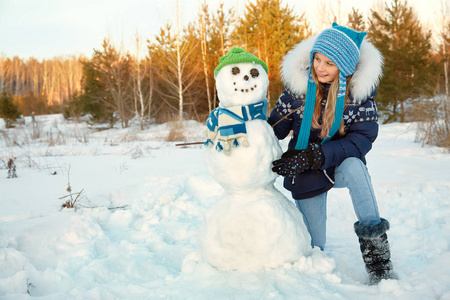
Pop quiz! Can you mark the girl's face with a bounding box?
[313,52,339,83]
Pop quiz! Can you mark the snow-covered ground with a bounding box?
[1,114,449,299]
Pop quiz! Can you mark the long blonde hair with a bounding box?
[310,67,351,139]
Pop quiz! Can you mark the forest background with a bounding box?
[1,0,449,147]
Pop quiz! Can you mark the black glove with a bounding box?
[272,143,324,177]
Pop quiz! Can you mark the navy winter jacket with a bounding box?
[270,33,383,200]
[268,85,379,199]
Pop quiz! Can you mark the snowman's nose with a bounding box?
[244,75,249,81]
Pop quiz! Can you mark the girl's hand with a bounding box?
[272,143,324,176]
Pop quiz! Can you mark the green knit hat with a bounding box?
[214,47,268,78]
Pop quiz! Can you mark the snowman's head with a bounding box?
[214,47,269,108]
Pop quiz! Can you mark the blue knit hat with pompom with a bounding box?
[295,22,367,150]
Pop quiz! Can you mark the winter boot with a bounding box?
[354,218,396,285]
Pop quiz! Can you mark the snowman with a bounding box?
[198,47,311,271]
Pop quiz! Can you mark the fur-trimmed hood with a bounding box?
[280,35,383,103]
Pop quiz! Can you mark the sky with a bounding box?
[0,0,443,60]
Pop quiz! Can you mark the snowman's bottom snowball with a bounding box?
[198,187,311,271]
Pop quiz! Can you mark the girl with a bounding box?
[268,23,395,285]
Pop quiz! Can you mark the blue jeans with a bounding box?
[295,157,381,250]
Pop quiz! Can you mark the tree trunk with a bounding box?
[135,34,147,130]
[201,2,212,113]
[147,55,154,126]
[176,0,184,124]
[400,99,405,122]
[443,27,449,133]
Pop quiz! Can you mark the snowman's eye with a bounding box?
[232,67,240,75]
[250,68,259,78]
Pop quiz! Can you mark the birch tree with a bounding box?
[148,23,199,122]
[0,56,82,114]
[210,2,235,108]
[0,57,9,93]
[133,33,154,130]
[175,0,184,123]
[199,1,213,113]
[437,0,450,133]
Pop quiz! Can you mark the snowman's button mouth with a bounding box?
[233,84,258,92]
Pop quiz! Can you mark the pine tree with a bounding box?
[231,0,311,104]
[78,39,134,128]
[0,92,20,128]
[77,50,115,126]
[368,0,437,122]
[347,7,365,31]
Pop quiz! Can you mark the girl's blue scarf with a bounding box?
[295,71,345,150]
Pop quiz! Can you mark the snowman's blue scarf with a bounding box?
[205,99,268,151]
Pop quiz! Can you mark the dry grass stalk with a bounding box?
[166,121,185,142]
[7,157,17,178]
[59,188,84,209]
[59,165,84,209]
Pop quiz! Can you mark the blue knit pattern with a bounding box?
[205,99,268,150]
[295,23,366,150]
[310,26,365,77]
[295,75,316,150]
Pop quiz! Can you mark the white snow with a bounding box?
[1,115,450,299]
